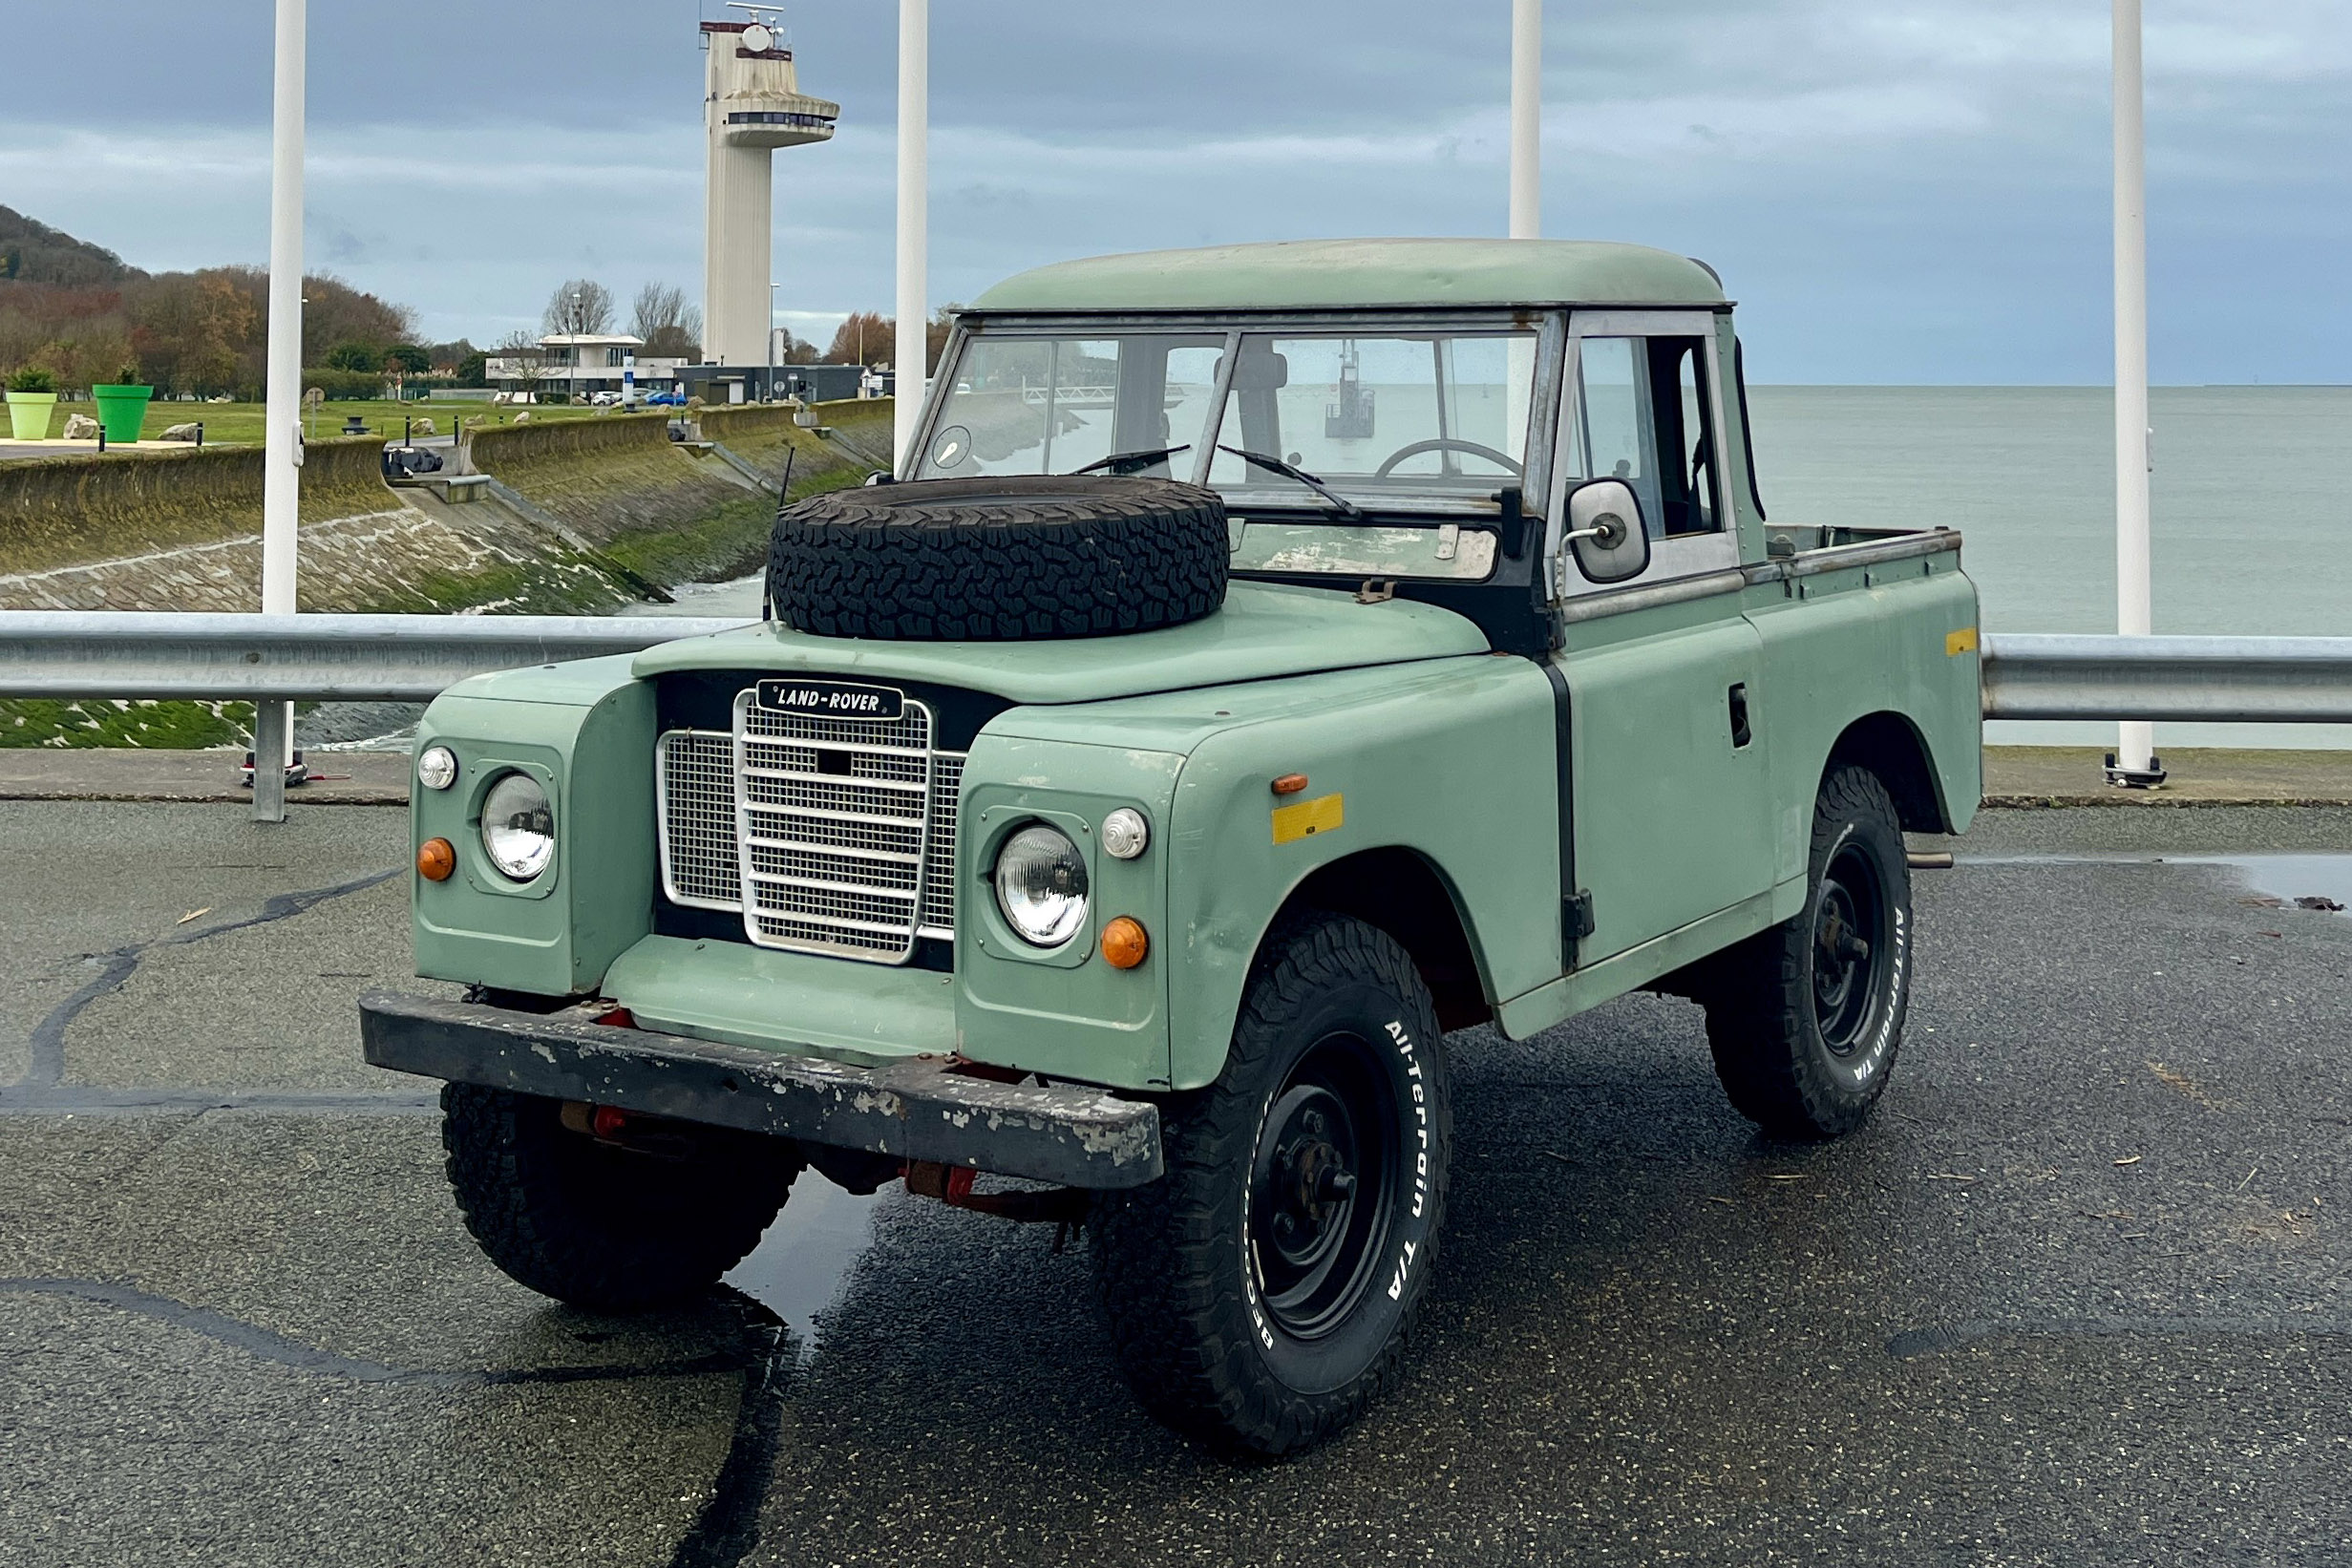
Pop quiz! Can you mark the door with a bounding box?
[1550,313,1773,964]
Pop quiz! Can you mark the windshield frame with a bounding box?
[916,308,1566,523]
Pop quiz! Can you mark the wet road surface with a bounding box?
[3,799,2349,1566]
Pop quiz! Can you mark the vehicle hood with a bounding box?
[627,581,1489,704]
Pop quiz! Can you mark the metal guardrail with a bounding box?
[1,615,2349,721]
[0,612,752,703]
[1980,634,2352,722]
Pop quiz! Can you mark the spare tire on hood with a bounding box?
[764,475,1228,642]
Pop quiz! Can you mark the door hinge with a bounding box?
[1564,890,1596,941]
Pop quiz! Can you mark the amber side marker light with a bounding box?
[417,837,456,881]
[1101,916,1149,969]
[1271,773,1309,795]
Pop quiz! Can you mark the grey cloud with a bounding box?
[0,0,2342,381]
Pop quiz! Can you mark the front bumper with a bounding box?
[358,989,1164,1189]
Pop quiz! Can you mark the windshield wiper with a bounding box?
[1071,444,1191,477]
[1215,446,1365,519]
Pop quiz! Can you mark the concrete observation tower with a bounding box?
[701,8,838,369]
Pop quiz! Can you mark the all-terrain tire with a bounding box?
[441,1084,797,1311]
[1092,914,1451,1457]
[1698,764,1914,1139]
[763,475,1228,641]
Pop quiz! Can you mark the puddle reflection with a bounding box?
[2188,853,2352,913]
[1958,850,2352,914]
[724,1177,885,1358]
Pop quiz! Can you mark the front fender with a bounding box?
[1162,655,1558,1090]
[411,655,657,997]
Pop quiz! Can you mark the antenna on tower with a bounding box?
[726,1,790,52]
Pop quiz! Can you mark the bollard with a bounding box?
[196,421,204,449]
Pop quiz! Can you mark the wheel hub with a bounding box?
[1261,1091,1356,1267]
[1247,1040,1397,1341]
[1812,847,1888,1054]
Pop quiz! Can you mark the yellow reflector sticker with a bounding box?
[1946,626,1979,656]
[1272,793,1344,846]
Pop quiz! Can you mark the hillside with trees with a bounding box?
[0,205,427,398]
[0,205,145,288]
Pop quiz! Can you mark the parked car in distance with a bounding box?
[360,237,1983,1458]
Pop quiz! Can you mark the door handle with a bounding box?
[1727,683,1752,749]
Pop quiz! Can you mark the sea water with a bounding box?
[651,386,2352,751]
[1748,385,2352,749]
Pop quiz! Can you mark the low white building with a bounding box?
[485,333,689,402]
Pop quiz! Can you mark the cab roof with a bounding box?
[967,238,1727,315]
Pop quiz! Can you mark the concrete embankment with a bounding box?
[0,399,887,746]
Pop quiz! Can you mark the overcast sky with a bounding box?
[0,0,2343,382]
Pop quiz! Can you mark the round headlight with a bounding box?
[993,823,1089,947]
[1101,808,1149,860]
[416,744,457,792]
[480,772,554,882]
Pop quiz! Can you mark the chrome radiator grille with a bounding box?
[655,689,964,961]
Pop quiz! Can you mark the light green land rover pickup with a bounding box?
[361,238,1981,1456]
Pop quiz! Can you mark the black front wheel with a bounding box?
[1092,914,1451,1457]
[441,1085,797,1312]
[1699,764,1913,1139]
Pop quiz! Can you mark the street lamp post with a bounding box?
[768,281,779,401]
[255,0,306,822]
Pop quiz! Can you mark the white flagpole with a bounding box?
[893,0,928,475]
[255,0,306,820]
[1510,0,1541,240]
[2111,0,2157,783]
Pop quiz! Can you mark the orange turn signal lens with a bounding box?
[417,837,456,881]
[1271,773,1309,795]
[1101,916,1149,969]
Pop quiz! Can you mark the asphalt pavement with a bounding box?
[2,799,2348,1567]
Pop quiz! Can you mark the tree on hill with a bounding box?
[823,307,961,372]
[492,328,558,398]
[326,341,383,372]
[0,208,420,397]
[630,283,704,360]
[0,204,146,288]
[128,270,257,394]
[823,310,888,367]
[544,279,615,337]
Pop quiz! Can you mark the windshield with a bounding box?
[915,326,1538,510]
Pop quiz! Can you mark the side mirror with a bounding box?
[1564,477,1651,585]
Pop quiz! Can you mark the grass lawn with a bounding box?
[27,397,619,447]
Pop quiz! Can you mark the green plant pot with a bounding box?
[5,391,57,441]
[90,383,154,444]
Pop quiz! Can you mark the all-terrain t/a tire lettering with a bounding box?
[1091,914,1452,1456]
[1698,764,1914,1139]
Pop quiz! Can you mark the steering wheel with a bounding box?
[1371,437,1525,479]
